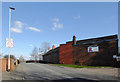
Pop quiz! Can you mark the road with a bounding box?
[2,63,119,81]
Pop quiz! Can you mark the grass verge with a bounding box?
[54,64,112,68]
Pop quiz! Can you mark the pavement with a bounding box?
[1,63,120,81]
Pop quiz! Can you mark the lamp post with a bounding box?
[8,7,15,72]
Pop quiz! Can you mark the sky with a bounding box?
[2,2,118,60]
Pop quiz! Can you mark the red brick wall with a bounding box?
[59,41,73,64]
[10,59,14,71]
[43,35,119,67]
[0,58,15,72]
[73,40,118,66]
[0,58,7,72]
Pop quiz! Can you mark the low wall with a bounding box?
[0,58,7,72]
[0,58,15,72]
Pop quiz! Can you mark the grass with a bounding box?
[54,64,112,68]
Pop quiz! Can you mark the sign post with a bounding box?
[6,38,13,72]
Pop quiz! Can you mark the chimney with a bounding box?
[52,45,55,49]
[48,47,51,51]
[73,35,76,45]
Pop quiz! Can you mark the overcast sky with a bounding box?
[2,2,118,59]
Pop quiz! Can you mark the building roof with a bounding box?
[76,35,118,45]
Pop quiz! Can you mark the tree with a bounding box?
[4,54,16,60]
[31,46,38,60]
[41,42,50,53]
[19,55,25,62]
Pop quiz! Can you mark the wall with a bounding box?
[0,58,15,72]
[73,40,119,66]
[43,35,119,67]
[10,59,15,71]
[43,47,59,64]
[59,41,73,64]
[0,58,7,72]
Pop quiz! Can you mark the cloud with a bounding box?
[26,27,41,32]
[11,21,41,33]
[52,22,63,30]
[52,18,59,22]
[10,21,24,33]
[10,28,22,33]
[29,44,33,47]
[52,18,63,30]
[74,15,80,19]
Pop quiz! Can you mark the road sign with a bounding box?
[6,38,13,47]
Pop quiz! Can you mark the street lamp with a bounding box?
[8,7,15,72]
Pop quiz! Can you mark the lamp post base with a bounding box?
[7,69,10,72]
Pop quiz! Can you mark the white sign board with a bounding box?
[6,38,13,47]
[113,55,117,58]
[88,46,99,52]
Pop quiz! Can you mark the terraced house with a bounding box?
[43,35,119,66]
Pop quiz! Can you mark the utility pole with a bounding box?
[8,7,15,72]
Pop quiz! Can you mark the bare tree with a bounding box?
[41,42,50,53]
[19,55,25,62]
[31,46,38,60]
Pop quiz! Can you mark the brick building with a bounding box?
[43,46,59,64]
[43,35,119,66]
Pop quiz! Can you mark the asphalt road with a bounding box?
[2,63,119,81]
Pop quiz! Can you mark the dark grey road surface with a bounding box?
[2,63,119,81]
